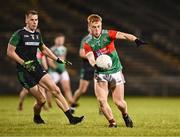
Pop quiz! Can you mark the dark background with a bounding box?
[0,0,180,96]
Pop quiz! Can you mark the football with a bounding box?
[96,54,112,70]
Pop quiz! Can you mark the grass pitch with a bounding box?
[0,95,180,136]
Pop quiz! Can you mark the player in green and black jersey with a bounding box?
[7,10,84,125]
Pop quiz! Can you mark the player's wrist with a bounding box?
[56,58,64,64]
[135,39,148,47]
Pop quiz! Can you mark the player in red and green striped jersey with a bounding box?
[84,14,147,128]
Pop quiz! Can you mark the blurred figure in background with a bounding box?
[71,32,95,112]
[18,48,52,111]
[47,34,74,106]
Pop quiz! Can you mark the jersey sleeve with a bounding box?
[39,33,44,47]
[108,30,118,39]
[9,31,21,47]
[80,39,84,49]
[83,43,93,56]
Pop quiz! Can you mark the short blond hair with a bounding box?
[87,14,102,25]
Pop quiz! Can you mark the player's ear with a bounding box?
[25,15,28,24]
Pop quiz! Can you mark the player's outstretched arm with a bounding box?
[7,44,24,65]
[40,44,72,65]
[40,44,58,61]
[116,31,148,47]
[116,31,137,41]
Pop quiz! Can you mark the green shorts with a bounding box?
[17,62,47,89]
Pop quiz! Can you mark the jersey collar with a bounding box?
[24,27,36,33]
[93,34,101,40]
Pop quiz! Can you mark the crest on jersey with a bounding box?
[36,35,39,40]
[30,34,35,40]
[103,37,107,42]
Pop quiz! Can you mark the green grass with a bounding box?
[0,95,180,136]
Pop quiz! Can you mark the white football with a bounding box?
[96,54,112,70]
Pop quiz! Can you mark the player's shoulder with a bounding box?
[84,34,93,43]
[102,29,108,34]
[58,46,67,51]
[50,45,56,51]
[12,28,24,36]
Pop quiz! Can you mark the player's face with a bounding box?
[55,36,65,46]
[26,14,38,31]
[89,21,102,38]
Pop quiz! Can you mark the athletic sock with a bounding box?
[122,113,128,117]
[65,109,73,120]
[109,119,116,124]
[34,114,40,117]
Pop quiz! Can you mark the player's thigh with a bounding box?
[60,71,71,90]
[38,85,47,99]
[49,71,60,84]
[21,88,29,94]
[29,85,45,103]
[111,83,125,101]
[94,80,109,101]
[60,80,71,91]
[79,79,90,92]
[39,73,59,92]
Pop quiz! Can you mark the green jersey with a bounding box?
[49,45,67,73]
[80,34,92,64]
[9,27,44,69]
[83,29,122,74]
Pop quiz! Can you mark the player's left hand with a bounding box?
[94,64,103,71]
[56,58,72,65]
[23,60,36,72]
[135,39,148,47]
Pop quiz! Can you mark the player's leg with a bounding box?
[47,71,59,108]
[72,67,94,108]
[95,80,117,127]
[70,79,89,113]
[39,73,84,124]
[18,88,29,111]
[29,85,46,124]
[60,71,74,104]
[73,79,90,103]
[38,85,49,110]
[111,72,133,128]
[46,90,53,108]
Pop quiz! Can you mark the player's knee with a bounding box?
[51,86,61,98]
[37,98,46,107]
[81,89,87,94]
[49,84,60,96]
[114,100,126,108]
[98,99,108,108]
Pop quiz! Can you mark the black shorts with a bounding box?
[17,62,47,89]
[80,60,94,81]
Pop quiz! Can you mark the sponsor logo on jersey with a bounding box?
[24,35,29,38]
[25,42,40,46]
